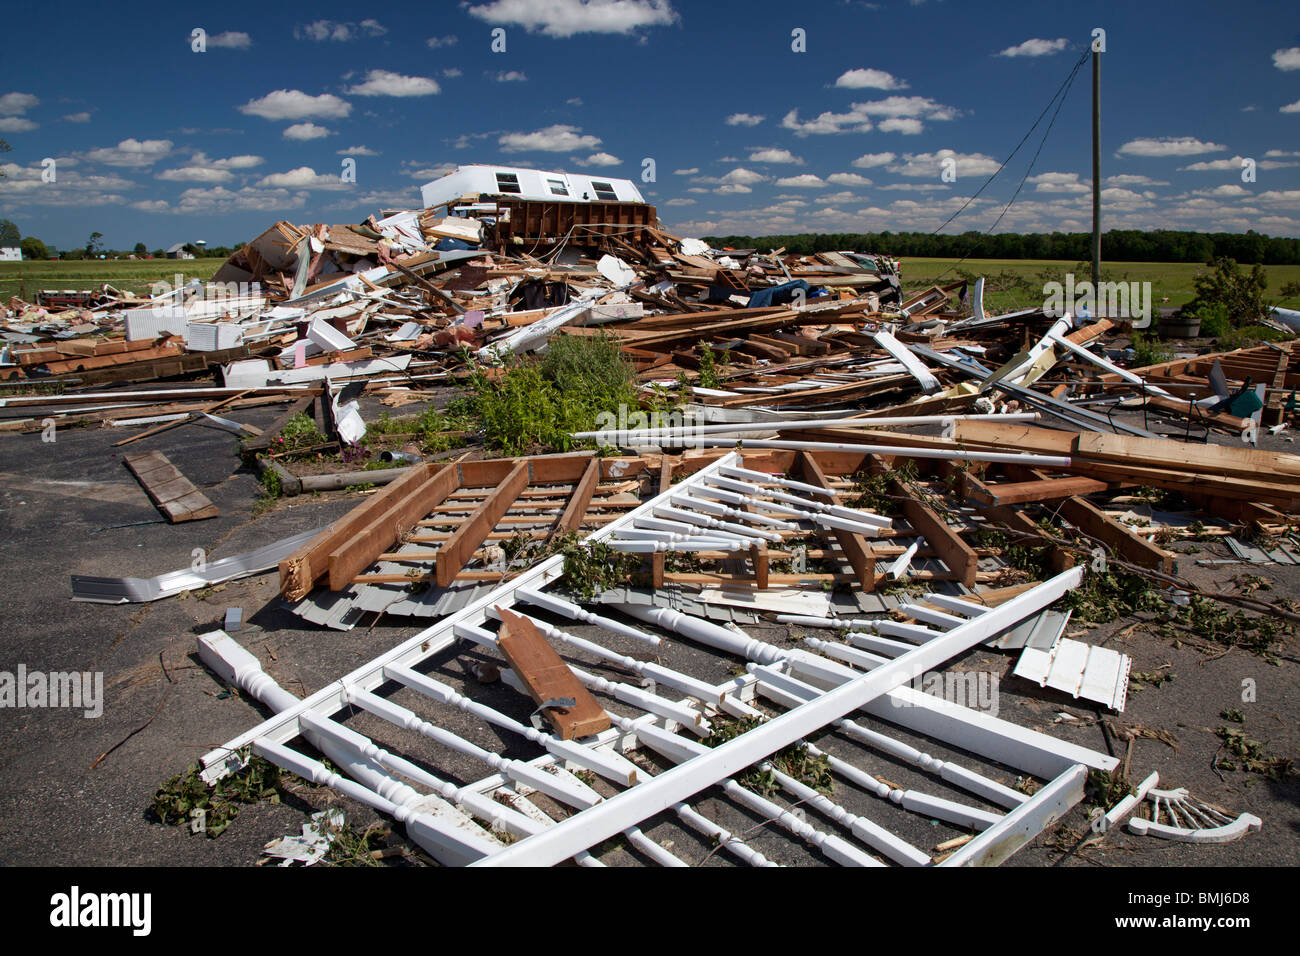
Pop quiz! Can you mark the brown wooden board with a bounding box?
[279,462,441,599]
[1056,494,1175,574]
[967,475,1113,507]
[495,608,610,740]
[123,451,218,522]
[549,457,600,542]
[329,464,461,591]
[1003,465,1174,573]
[875,460,977,587]
[436,460,529,587]
[797,451,877,589]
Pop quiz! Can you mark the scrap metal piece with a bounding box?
[71,527,325,603]
[1012,637,1131,712]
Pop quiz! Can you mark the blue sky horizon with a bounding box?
[2,0,1298,252]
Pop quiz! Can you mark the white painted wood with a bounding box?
[691,437,1073,469]
[873,328,941,393]
[939,764,1088,866]
[886,542,920,581]
[475,568,1083,866]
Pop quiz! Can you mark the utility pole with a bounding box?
[1091,44,1102,294]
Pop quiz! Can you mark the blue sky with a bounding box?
[2,0,1298,250]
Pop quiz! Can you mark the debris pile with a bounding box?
[15,163,1297,867]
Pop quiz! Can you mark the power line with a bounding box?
[926,48,1090,285]
[928,46,1090,238]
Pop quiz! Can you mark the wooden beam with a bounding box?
[797,451,876,590]
[1054,495,1175,573]
[280,462,435,599]
[1002,464,1174,574]
[548,457,600,542]
[327,464,460,591]
[967,475,1113,507]
[876,460,977,587]
[960,470,1075,573]
[436,460,529,587]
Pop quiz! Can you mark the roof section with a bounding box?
[421,164,646,209]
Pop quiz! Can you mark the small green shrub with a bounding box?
[275,412,327,452]
[1193,301,1231,339]
[461,332,639,455]
[1131,332,1172,368]
[1185,257,1269,326]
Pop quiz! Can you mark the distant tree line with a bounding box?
[701,229,1300,265]
[0,220,241,261]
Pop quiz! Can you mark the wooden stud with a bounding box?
[796,450,877,590]
[326,464,460,592]
[548,457,601,542]
[436,461,529,587]
[875,459,977,588]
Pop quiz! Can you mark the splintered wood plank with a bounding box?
[1004,465,1173,574]
[797,451,876,590]
[436,460,529,587]
[1056,495,1174,574]
[328,464,461,591]
[123,451,218,522]
[960,470,1074,573]
[495,607,610,740]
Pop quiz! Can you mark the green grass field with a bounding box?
[3,256,1299,315]
[0,259,221,302]
[899,257,1300,313]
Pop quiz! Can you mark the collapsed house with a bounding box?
[3,163,1290,866]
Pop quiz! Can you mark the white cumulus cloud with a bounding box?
[852,152,895,168]
[499,124,601,152]
[997,37,1068,57]
[466,0,679,38]
[347,70,440,97]
[833,68,907,90]
[0,92,39,115]
[572,151,621,166]
[1117,136,1226,157]
[747,148,803,164]
[775,174,828,188]
[84,138,173,166]
[240,89,351,120]
[207,31,251,49]
[1273,47,1300,71]
[827,172,872,186]
[283,123,333,140]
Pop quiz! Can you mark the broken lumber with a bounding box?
[123,451,218,522]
